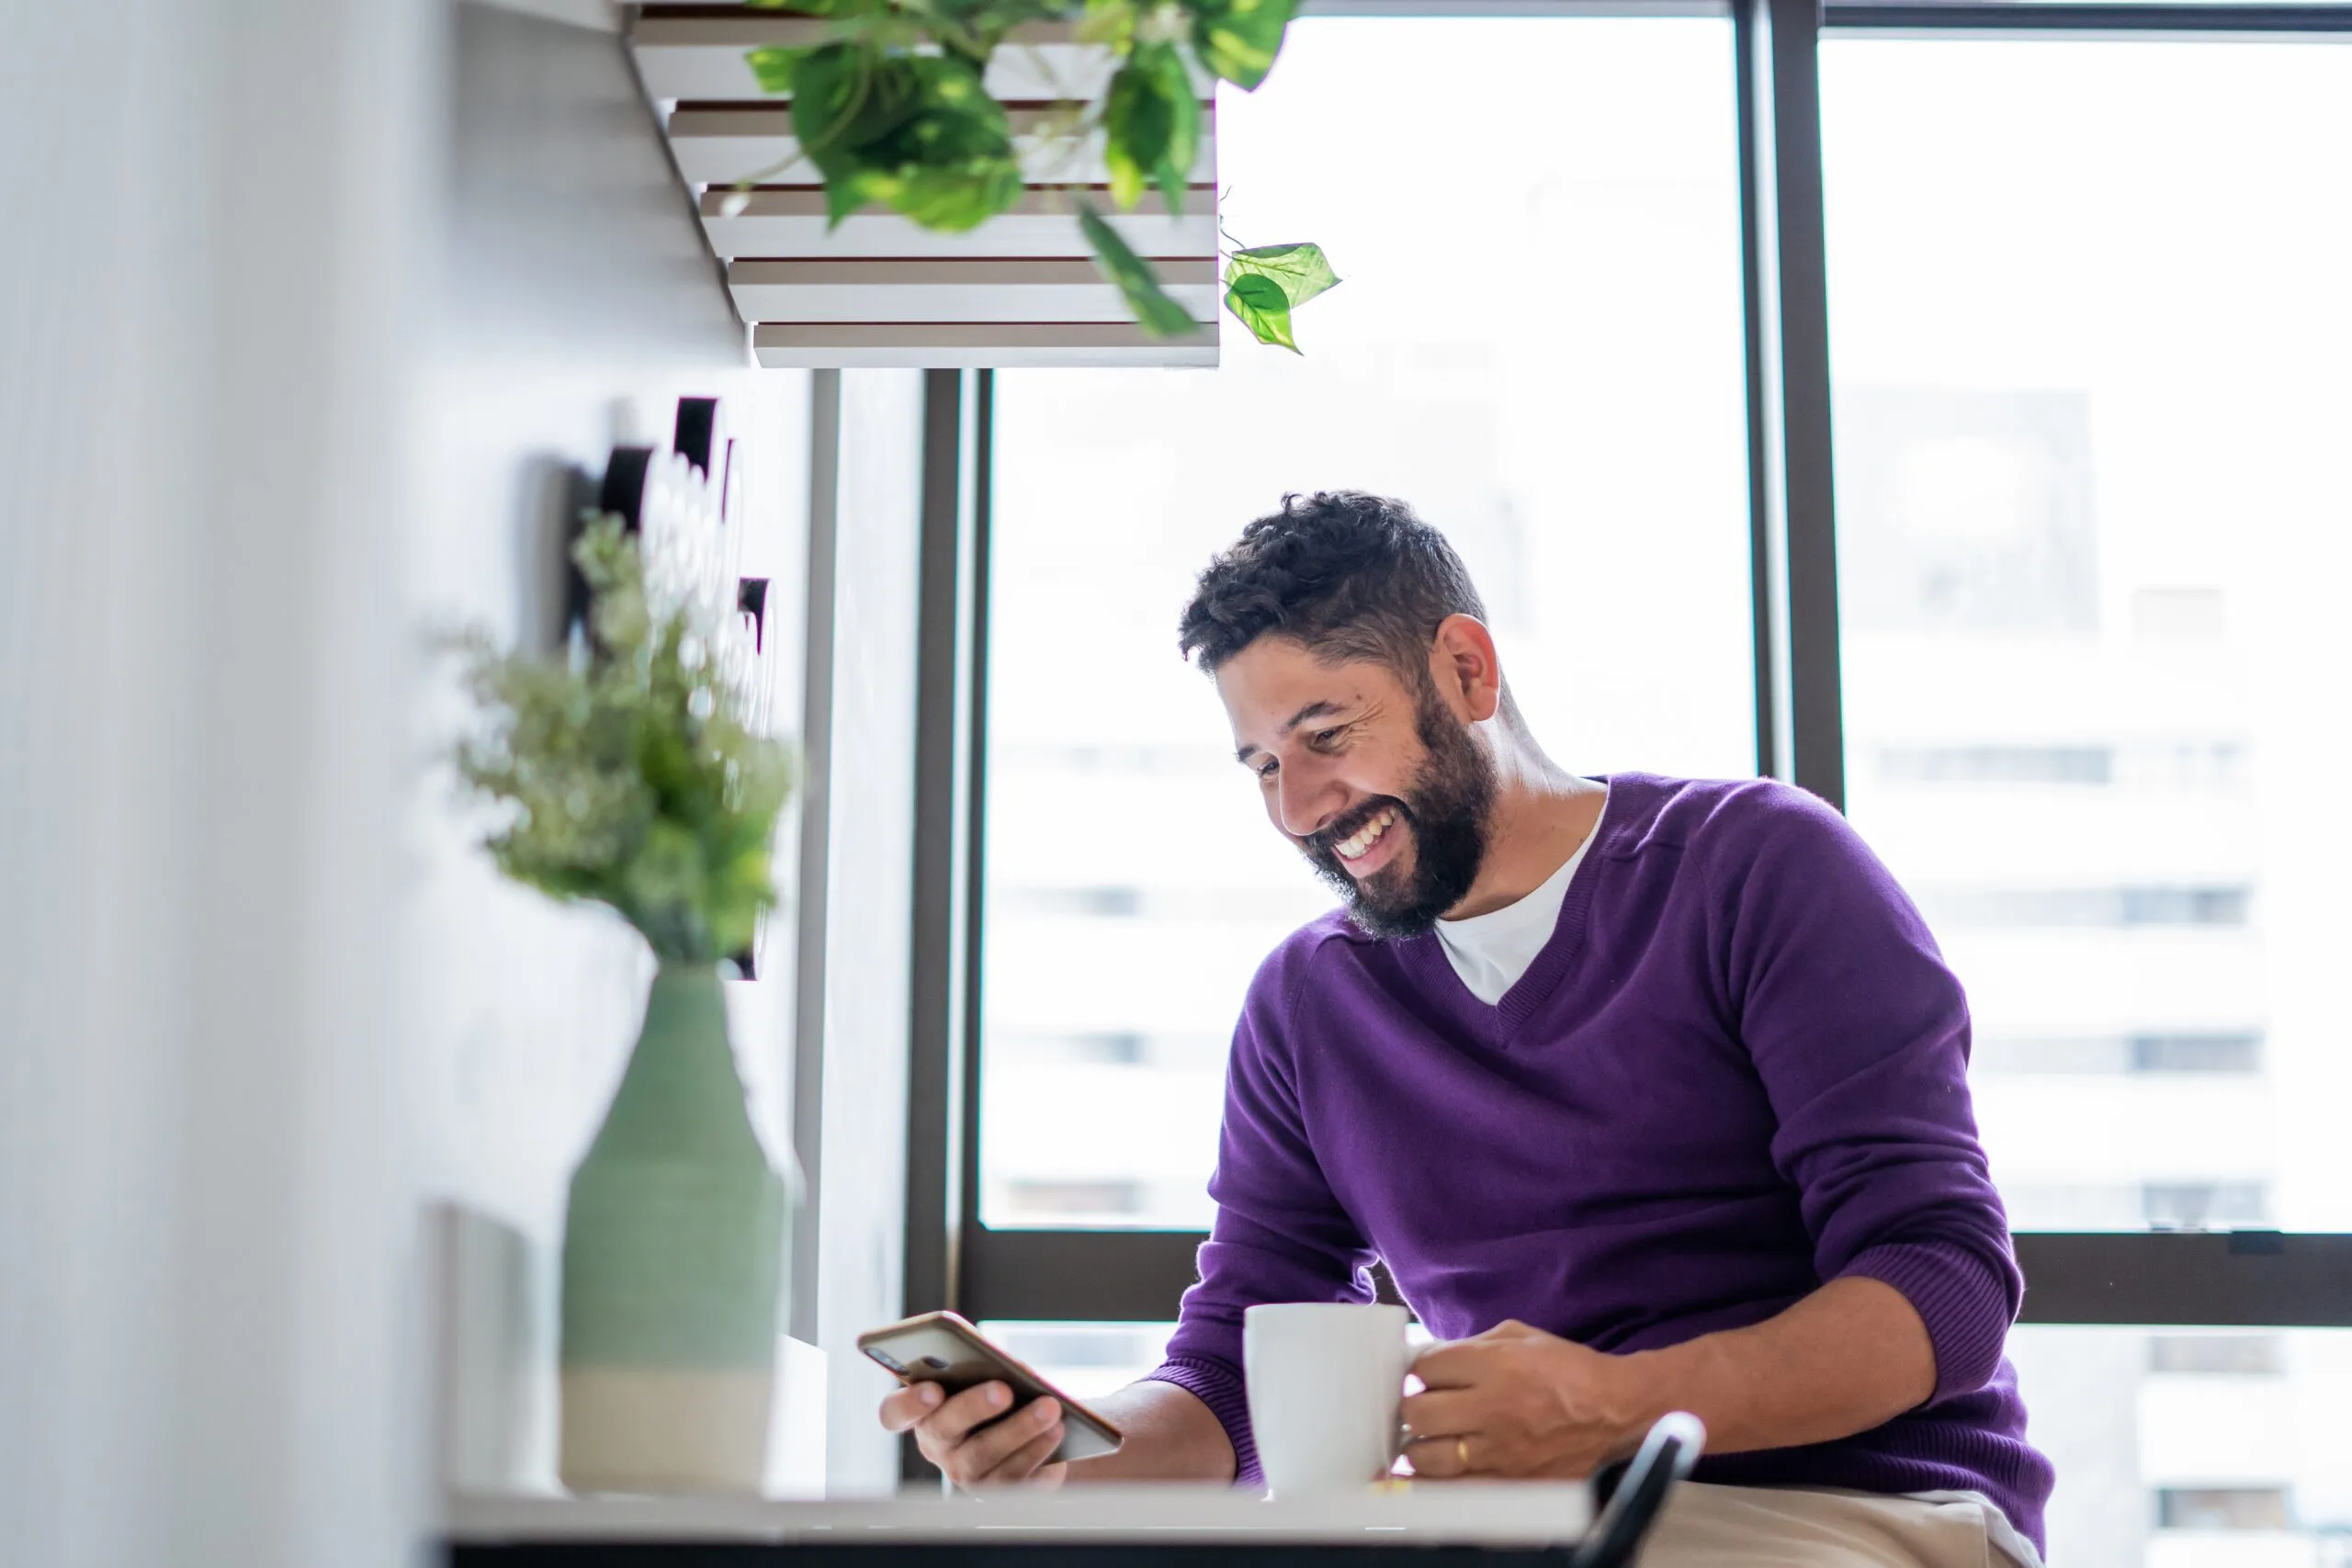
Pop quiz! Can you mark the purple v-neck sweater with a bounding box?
[1145,773,2052,1551]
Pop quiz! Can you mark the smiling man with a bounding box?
[882,492,2053,1567]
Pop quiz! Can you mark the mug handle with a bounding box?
[1387,1334,1416,1470]
[1566,1412,1705,1568]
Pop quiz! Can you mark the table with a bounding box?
[444,1411,1701,1568]
[447,1483,1597,1568]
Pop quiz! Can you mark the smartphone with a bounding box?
[858,1310,1125,1462]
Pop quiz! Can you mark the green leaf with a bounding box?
[1157,148,1192,217]
[1188,0,1297,90]
[925,0,1071,60]
[1102,43,1199,214]
[1078,201,1201,339]
[1101,56,1169,212]
[1154,47,1202,215]
[1223,271,1296,352]
[873,156,1025,231]
[823,168,883,227]
[1220,242,1335,350]
[1225,241,1340,308]
[790,46,1022,231]
[1076,0,1136,49]
[447,513,792,964]
[788,44,883,162]
[745,44,804,96]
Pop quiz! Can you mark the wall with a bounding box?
[0,0,921,1560]
[812,370,931,1493]
[1,4,435,1566]
[408,0,815,1485]
[418,20,931,1497]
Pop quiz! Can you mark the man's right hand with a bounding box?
[879,1380,1069,1488]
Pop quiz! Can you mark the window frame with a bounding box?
[899,0,2352,1371]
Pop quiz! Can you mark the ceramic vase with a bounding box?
[558,964,790,1494]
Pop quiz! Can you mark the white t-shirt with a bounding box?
[1433,789,1607,1005]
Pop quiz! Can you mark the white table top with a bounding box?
[447,1483,1596,1546]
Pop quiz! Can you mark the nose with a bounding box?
[1273,756,1348,841]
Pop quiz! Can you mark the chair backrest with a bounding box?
[1566,1412,1706,1568]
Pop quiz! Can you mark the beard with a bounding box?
[1300,690,1498,940]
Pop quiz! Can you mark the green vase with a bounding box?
[558,964,791,1495]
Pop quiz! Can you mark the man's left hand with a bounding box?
[1399,1320,1648,1480]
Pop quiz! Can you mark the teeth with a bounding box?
[1335,807,1396,861]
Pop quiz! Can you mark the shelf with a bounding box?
[625,4,1226,367]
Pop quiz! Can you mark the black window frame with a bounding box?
[901,0,2352,1364]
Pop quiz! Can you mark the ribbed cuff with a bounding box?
[1141,1356,1260,1487]
[1840,1239,2014,1404]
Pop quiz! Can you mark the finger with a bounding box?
[948,1396,1064,1483]
[1409,1340,1487,1389]
[920,1381,1018,1443]
[1402,1430,1475,1480]
[974,1419,1067,1485]
[1031,1461,1069,1491]
[880,1381,946,1434]
[1399,1388,1478,1439]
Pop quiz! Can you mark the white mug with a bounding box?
[1243,1302,1413,1495]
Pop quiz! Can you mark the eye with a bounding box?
[1255,759,1279,781]
[1308,726,1345,750]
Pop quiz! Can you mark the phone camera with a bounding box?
[871,1352,906,1372]
[919,1356,950,1371]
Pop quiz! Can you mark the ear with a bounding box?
[1427,615,1503,724]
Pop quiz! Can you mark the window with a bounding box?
[979,14,1755,1230]
[1821,37,2352,1236]
[2155,1489,2291,1532]
[1973,1031,2264,1077]
[917,5,2352,1551]
[980,1322,1178,1401]
[2149,1335,2283,1376]
[2013,1325,2351,1559]
[1824,35,2352,1568]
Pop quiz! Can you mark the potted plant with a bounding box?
[447,515,797,1495]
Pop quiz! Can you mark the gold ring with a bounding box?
[1455,1435,1470,1471]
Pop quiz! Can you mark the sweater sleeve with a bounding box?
[1712,785,2020,1404]
[1140,930,1377,1484]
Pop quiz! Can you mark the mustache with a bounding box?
[1306,796,1408,857]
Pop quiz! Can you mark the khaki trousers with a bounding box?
[1636,1483,2034,1568]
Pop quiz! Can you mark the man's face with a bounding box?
[1217,636,1496,939]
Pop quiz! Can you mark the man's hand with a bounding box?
[880,1380,1069,1488]
[1399,1320,1646,1480]
[876,1377,1235,1489]
[1399,1280,1938,1479]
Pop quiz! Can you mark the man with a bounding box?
[882,493,2053,1566]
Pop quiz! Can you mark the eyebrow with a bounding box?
[1234,700,1348,764]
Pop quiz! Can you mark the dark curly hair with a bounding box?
[1177,491,1490,687]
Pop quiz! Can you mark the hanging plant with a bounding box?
[738,0,1339,352]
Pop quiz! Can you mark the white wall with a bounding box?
[811,371,930,1493]
[1,3,434,1565]
[0,1,911,1561]
[408,2,817,1487]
